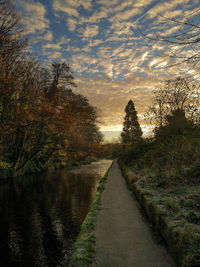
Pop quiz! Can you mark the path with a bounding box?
[92,160,175,267]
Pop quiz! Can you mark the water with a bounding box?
[0,159,112,266]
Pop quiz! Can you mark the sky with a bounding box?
[15,0,200,140]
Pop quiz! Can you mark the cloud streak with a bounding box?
[16,0,200,131]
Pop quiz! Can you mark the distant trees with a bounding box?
[121,100,142,144]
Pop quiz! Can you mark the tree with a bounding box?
[0,0,28,75]
[121,100,142,144]
[0,0,103,174]
[59,90,102,160]
[147,77,200,128]
[45,62,76,100]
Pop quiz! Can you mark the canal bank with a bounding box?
[71,161,113,266]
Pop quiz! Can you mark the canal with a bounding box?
[0,159,112,266]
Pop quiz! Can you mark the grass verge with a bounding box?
[70,161,113,267]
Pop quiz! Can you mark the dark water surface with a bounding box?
[0,159,112,266]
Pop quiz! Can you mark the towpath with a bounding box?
[92,160,175,267]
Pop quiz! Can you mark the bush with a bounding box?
[119,139,154,165]
[120,133,200,185]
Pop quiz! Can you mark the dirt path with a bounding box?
[92,160,175,267]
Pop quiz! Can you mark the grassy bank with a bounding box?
[70,161,113,266]
[118,135,200,267]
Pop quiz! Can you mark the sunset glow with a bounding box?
[16,0,200,132]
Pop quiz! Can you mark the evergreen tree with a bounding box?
[121,100,142,144]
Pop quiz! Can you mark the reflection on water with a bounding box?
[0,159,112,266]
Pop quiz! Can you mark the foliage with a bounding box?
[120,132,200,185]
[121,99,142,144]
[154,109,195,139]
[0,1,102,177]
[119,139,153,165]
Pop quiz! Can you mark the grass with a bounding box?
[70,161,113,267]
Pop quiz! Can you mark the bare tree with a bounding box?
[0,0,28,75]
[142,8,200,76]
[46,62,76,99]
[146,77,200,127]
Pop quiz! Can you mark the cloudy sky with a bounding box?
[16,0,200,137]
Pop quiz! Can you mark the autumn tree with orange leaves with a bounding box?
[0,1,102,175]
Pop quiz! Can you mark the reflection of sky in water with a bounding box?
[0,159,112,266]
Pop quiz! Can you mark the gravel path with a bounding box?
[92,160,175,267]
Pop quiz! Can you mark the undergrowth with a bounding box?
[119,132,200,266]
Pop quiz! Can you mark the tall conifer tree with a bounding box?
[121,100,142,144]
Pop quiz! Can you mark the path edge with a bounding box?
[70,161,113,267]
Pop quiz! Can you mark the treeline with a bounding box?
[0,1,102,177]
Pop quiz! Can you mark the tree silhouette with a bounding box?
[121,100,142,144]
[146,77,200,128]
[45,62,76,100]
[141,10,200,76]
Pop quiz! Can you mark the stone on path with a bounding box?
[92,160,175,267]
